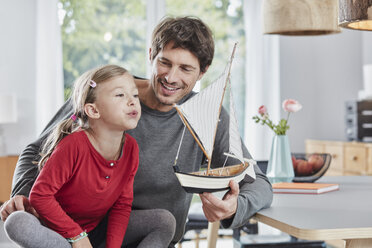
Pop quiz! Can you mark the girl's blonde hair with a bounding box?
[38,64,128,169]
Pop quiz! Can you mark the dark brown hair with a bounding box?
[151,16,214,73]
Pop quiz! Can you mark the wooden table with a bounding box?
[253,176,372,248]
[0,156,18,203]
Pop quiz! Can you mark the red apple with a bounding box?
[296,159,313,176]
[308,154,324,172]
[291,156,298,171]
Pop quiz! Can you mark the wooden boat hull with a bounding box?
[174,161,256,193]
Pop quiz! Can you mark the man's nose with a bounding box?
[165,67,180,84]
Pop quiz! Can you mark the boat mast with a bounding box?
[206,43,238,175]
[175,107,211,161]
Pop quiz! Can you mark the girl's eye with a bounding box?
[116,94,124,97]
[133,94,139,98]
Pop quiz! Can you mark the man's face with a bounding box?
[150,42,206,106]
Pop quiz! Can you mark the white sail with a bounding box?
[176,66,230,159]
[228,80,245,165]
[172,43,256,193]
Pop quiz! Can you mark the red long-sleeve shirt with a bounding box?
[30,131,139,248]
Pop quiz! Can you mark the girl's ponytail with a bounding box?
[38,115,78,169]
[38,64,128,170]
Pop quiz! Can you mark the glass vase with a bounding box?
[266,135,294,183]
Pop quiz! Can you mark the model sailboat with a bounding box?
[173,43,256,193]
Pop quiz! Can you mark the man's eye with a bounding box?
[181,67,192,72]
[159,60,170,66]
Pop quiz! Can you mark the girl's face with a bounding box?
[93,73,141,131]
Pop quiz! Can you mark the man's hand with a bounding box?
[71,237,93,248]
[199,180,239,222]
[0,195,39,222]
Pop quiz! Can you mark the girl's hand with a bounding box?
[71,237,92,248]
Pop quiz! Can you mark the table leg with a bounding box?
[207,221,219,248]
[345,238,372,248]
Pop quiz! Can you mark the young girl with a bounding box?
[4,65,174,248]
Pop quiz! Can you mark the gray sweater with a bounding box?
[11,91,273,245]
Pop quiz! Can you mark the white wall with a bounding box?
[279,29,364,153]
[0,1,38,155]
[363,32,372,64]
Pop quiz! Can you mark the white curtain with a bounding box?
[243,0,280,160]
[35,0,64,135]
[146,0,165,78]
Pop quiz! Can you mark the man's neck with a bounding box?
[134,78,174,112]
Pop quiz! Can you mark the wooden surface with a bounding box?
[0,156,18,203]
[262,0,340,35]
[206,221,219,248]
[306,139,372,176]
[345,239,372,248]
[339,0,372,31]
[254,176,372,247]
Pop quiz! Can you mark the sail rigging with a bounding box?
[172,43,257,193]
[175,65,229,160]
[228,79,245,165]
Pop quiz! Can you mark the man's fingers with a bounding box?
[0,200,16,221]
[200,193,229,222]
[18,196,39,218]
[199,193,218,221]
[199,181,240,222]
[229,180,239,195]
[28,206,39,218]
[223,180,239,200]
[14,195,26,211]
[201,192,224,209]
[199,193,212,207]
[0,200,10,221]
[0,209,9,222]
[0,196,37,222]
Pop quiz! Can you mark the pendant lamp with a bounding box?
[263,0,341,35]
[339,0,372,31]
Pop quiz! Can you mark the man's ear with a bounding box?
[149,48,152,62]
[197,65,209,81]
[84,103,100,119]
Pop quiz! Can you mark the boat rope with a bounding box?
[174,125,187,166]
[220,154,229,175]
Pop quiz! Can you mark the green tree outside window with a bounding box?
[59,0,245,135]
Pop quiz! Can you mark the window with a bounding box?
[58,0,146,99]
[166,0,245,134]
[58,0,245,134]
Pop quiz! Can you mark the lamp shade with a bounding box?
[339,0,372,31]
[0,94,18,123]
[263,0,341,35]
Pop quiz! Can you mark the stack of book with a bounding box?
[272,182,339,194]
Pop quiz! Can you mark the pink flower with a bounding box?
[253,99,302,135]
[282,99,302,113]
[258,105,267,116]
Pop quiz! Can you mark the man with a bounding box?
[1,16,272,247]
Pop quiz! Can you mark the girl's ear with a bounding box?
[84,103,100,119]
